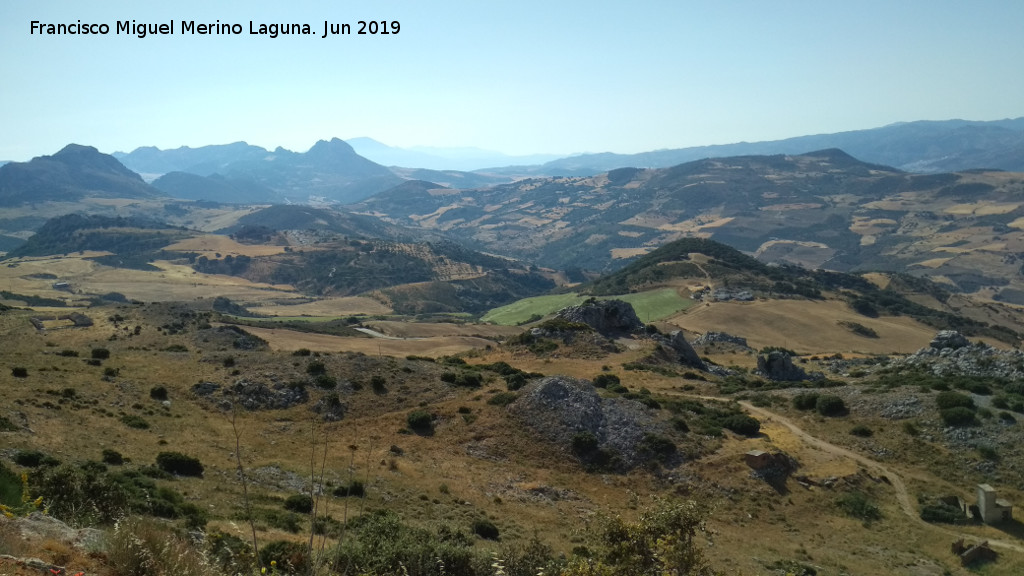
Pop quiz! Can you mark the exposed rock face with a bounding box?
[225,379,309,410]
[757,351,810,381]
[556,299,643,335]
[666,331,707,370]
[931,330,970,350]
[311,395,346,421]
[692,331,749,348]
[508,376,665,470]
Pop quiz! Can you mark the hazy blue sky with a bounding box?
[2,0,1023,161]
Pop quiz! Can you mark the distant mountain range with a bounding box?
[490,118,1024,177]
[345,137,561,171]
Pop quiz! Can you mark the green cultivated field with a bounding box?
[481,288,693,325]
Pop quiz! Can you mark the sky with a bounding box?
[2,0,1023,161]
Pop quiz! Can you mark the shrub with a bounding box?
[333,480,365,497]
[283,494,313,514]
[639,434,677,461]
[102,449,125,465]
[222,356,235,368]
[792,392,820,411]
[816,395,847,416]
[260,540,310,575]
[14,450,59,468]
[91,348,110,360]
[155,451,204,477]
[571,431,600,455]
[722,414,761,436]
[850,425,874,437]
[406,410,433,434]
[10,367,27,378]
[58,349,79,357]
[371,375,387,393]
[471,518,500,540]
[977,445,1000,461]
[293,348,312,356]
[149,386,168,401]
[935,391,974,410]
[940,407,979,427]
[440,371,457,383]
[592,374,620,388]
[454,373,482,388]
[121,415,150,430]
[920,502,968,524]
[836,491,881,524]
[487,392,518,407]
[505,372,528,390]
[314,374,338,389]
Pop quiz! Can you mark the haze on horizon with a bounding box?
[2,0,1023,162]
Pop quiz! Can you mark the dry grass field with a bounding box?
[667,299,938,355]
[2,301,1024,576]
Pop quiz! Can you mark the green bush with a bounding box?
[407,410,433,434]
[102,449,125,465]
[639,434,677,462]
[14,450,59,468]
[454,373,482,388]
[371,375,387,393]
[11,367,28,378]
[283,493,313,513]
[314,374,337,389]
[91,348,110,360]
[149,386,168,401]
[836,491,881,524]
[592,374,621,388]
[571,431,600,455]
[792,392,820,411]
[333,480,365,497]
[850,425,873,437]
[306,360,327,375]
[120,415,150,430]
[260,540,310,575]
[487,392,518,407]
[935,391,974,410]
[471,518,500,540]
[155,451,204,477]
[722,414,761,436]
[816,395,847,416]
[920,502,968,524]
[940,407,979,427]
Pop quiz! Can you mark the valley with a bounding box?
[3,137,1024,576]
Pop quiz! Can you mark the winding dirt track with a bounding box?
[690,394,1024,554]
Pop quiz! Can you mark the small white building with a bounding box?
[977,484,1013,524]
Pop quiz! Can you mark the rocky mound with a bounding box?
[192,379,309,410]
[756,351,821,381]
[507,376,667,470]
[555,299,643,336]
[893,330,1024,379]
[692,331,750,349]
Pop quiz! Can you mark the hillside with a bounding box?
[0,144,156,205]
[4,283,1024,574]
[354,150,1024,303]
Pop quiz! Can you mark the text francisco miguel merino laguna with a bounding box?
[30,19,400,38]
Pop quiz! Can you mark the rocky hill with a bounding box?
[0,144,156,205]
